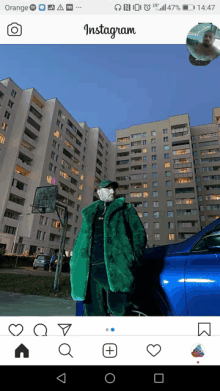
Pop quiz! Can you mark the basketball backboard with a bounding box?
[31,185,58,214]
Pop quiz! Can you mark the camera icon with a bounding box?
[7,23,22,36]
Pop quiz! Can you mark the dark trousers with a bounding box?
[83,263,133,316]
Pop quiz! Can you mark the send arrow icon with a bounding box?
[58,324,72,336]
[57,373,66,384]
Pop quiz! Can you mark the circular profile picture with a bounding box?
[191,343,205,358]
[186,23,220,66]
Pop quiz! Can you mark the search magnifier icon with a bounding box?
[58,343,73,358]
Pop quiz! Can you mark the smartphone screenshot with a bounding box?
[0,0,220,386]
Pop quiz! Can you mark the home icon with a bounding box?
[15,344,29,358]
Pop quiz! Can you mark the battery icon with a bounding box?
[182,4,195,10]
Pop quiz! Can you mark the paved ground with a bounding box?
[0,291,76,316]
[0,267,77,316]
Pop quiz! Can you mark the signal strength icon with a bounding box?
[159,4,166,10]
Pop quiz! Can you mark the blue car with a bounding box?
[134,217,220,316]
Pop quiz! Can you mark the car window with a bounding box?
[37,256,45,260]
[192,231,220,252]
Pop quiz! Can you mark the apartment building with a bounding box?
[0,77,219,255]
[115,108,220,245]
[0,77,112,256]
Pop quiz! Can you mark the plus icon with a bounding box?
[103,344,117,358]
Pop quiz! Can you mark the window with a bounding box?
[163,129,168,134]
[166,190,172,196]
[4,225,16,234]
[152,172,157,178]
[143,165,147,170]
[144,222,148,229]
[4,111,11,120]
[193,151,198,156]
[152,164,157,169]
[163,137,168,142]
[194,160,198,165]
[153,182,158,187]
[164,145,169,150]
[8,100,14,108]
[197,186,202,192]
[11,89,17,98]
[164,153,170,159]
[154,234,160,241]
[151,131,156,136]
[167,211,174,217]
[165,171,171,177]
[151,138,156,144]
[192,226,220,251]
[153,191,158,197]
[192,143,196,148]
[154,222,159,229]
[168,222,174,229]
[152,155,157,160]
[153,211,159,218]
[198,196,203,201]
[169,234,175,240]
[1,122,8,132]
[151,147,156,152]
[167,200,173,207]
[166,181,171,186]
[153,201,159,207]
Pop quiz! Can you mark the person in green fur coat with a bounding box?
[70,179,147,316]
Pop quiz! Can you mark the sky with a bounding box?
[0,44,219,142]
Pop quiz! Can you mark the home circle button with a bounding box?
[105,373,116,383]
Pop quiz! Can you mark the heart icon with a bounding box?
[146,344,161,357]
[8,324,24,336]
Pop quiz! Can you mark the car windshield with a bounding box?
[37,256,45,260]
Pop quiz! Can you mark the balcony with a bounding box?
[32,95,44,110]
[3,216,18,229]
[17,157,32,171]
[177,226,199,234]
[26,115,41,134]
[7,200,23,214]
[174,172,193,179]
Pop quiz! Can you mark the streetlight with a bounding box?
[12,213,31,268]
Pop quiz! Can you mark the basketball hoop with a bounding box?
[30,204,46,215]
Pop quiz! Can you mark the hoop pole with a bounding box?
[53,205,68,294]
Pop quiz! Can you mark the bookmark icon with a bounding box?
[198,323,211,336]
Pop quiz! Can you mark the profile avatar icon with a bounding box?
[186,23,220,66]
[191,344,205,358]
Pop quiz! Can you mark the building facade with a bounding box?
[0,77,220,255]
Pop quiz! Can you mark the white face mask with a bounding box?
[97,187,114,202]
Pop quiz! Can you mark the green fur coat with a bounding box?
[70,197,147,301]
